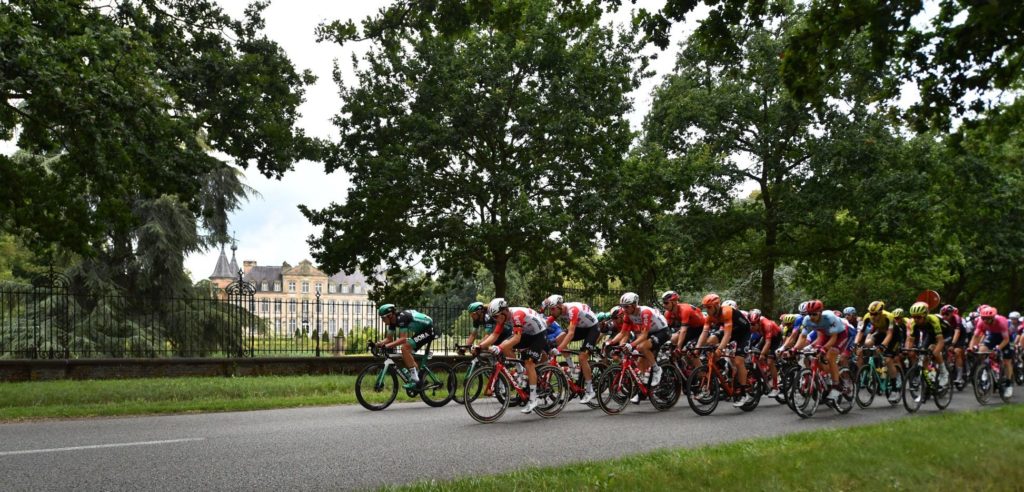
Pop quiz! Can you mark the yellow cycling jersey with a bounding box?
[862,310,895,333]
[907,314,943,336]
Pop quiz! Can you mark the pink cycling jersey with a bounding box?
[974,315,1009,338]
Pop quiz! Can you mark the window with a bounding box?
[342,303,349,314]
[328,283,335,293]
[302,300,309,315]
[274,319,282,335]
[342,319,350,332]
[261,299,269,313]
[289,319,296,332]
[288,281,296,293]
[329,319,336,336]
[353,284,361,294]
[274,281,281,292]
[302,281,309,293]
[274,299,281,314]
[328,301,336,315]
[289,300,296,313]
[315,283,322,294]
[261,281,268,292]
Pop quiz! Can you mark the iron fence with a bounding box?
[0,272,627,360]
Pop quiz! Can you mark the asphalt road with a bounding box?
[0,390,1015,491]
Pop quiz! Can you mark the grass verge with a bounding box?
[387,404,1024,492]
[0,374,425,421]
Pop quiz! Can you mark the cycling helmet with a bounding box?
[798,301,810,315]
[377,304,396,317]
[979,305,998,318]
[940,304,956,316]
[723,299,738,308]
[487,298,508,317]
[609,306,622,319]
[661,290,680,303]
[1009,311,1021,320]
[805,300,824,315]
[467,301,485,313]
[843,307,857,316]
[867,301,885,315]
[748,309,762,323]
[781,314,797,324]
[619,292,640,306]
[542,294,564,310]
[702,293,721,309]
[891,308,905,318]
[909,302,929,316]
[967,311,979,321]
[596,312,610,322]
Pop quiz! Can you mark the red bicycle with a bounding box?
[788,347,854,418]
[463,351,567,423]
[596,345,681,415]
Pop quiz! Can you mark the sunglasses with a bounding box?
[912,315,924,320]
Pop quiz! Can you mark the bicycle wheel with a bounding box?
[355,363,398,411]
[854,365,877,408]
[419,362,455,407]
[451,360,475,404]
[790,369,818,418]
[885,365,904,406]
[584,362,608,409]
[778,365,799,406]
[597,366,633,415]
[834,368,854,414]
[534,365,569,418]
[651,363,682,411]
[464,366,510,423]
[1014,356,1024,386]
[934,370,953,410]
[902,366,924,413]
[973,365,994,405]
[739,367,763,412]
[685,366,720,416]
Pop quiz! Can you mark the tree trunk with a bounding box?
[941,265,967,307]
[638,266,657,306]
[491,250,509,299]
[760,219,777,316]
[1009,265,1021,312]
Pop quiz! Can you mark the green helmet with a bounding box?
[596,312,610,322]
[377,304,397,317]
[891,308,905,318]
[467,302,485,313]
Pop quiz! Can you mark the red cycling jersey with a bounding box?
[753,318,781,340]
[620,306,668,334]
[665,302,706,328]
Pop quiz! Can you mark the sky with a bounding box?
[183,0,701,281]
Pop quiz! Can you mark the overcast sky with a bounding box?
[184,0,700,281]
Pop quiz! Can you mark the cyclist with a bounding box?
[905,302,950,386]
[940,304,967,385]
[749,309,783,397]
[465,302,501,353]
[662,291,707,352]
[780,313,805,351]
[1009,311,1022,350]
[970,306,1015,398]
[376,304,436,390]
[544,295,601,404]
[606,293,671,397]
[696,293,754,407]
[1014,312,1024,353]
[842,307,859,331]
[796,300,848,402]
[477,298,549,413]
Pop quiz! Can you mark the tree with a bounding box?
[304,0,644,297]
[645,3,916,314]
[1,0,317,258]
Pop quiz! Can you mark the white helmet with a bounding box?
[1010,311,1021,320]
[487,298,508,317]
[798,301,810,315]
[723,299,737,308]
[619,292,640,306]
[542,294,564,310]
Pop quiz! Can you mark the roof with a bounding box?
[209,246,235,279]
[329,270,369,285]
[245,266,283,285]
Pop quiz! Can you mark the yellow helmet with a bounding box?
[909,302,929,316]
[867,301,885,315]
[781,314,797,324]
[892,308,905,318]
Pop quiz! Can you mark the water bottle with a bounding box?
[399,367,410,380]
[926,366,936,384]
[515,370,527,388]
[570,366,581,382]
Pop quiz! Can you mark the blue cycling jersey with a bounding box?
[546,321,563,344]
[801,311,846,336]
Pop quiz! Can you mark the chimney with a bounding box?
[243,261,257,274]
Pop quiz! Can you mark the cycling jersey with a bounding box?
[801,311,846,335]
[472,313,497,335]
[552,302,597,329]
[752,318,782,340]
[705,306,752,355]
[621,306,669,333]
[390,310,433,335]
[545,317,563,344]
[665,302,705,328]
[974,315,1010,338]
[861,311,894,334]
[504,307,547,336]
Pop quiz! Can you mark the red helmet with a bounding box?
[979,305,998,318]
[940,304,957,316]
[805,300,824,315]
[701,293,721,310]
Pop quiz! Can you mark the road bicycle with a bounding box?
[685,344,765,416]
[463,351,568,423]
[854,346,902,408]
[900,347,952,413]
[355,342,455,411]
[787,347,854,418]
[451,344,492,405]
[969,347,1014,405]
[596,345,682,415]
[553,348,608,409]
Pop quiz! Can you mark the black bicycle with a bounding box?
[355,342,455,411]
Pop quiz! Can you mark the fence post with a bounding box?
[315,285,321,357]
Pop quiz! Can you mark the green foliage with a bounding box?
[304,0,644,298]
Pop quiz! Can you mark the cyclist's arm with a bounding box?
[880,326,893,349]
[718,317,733,351]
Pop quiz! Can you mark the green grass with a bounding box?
[387,405,1024,492]
[0,374,426,421]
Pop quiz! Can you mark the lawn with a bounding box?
[386,404,1024,492]
[0,374,423,420]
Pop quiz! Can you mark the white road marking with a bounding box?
[0,438,205,457]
